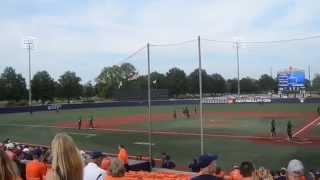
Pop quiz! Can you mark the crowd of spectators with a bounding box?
[0,134,319,180]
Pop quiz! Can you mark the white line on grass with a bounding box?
[293,116,320,137]
[69,132,96,137]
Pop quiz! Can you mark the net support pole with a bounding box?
[147,43,153,170]
[308,65,311,96]
[27,43,32,113]
[236,42,240,96]
[198,36,204,155]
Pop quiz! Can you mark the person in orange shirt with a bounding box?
[117,145,129,171]
[26,148,47,180]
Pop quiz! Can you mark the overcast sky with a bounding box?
[1,0,320,83]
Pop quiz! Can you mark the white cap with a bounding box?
[6,143,15,149]
[22,148,30,153]
[287,159,304,176]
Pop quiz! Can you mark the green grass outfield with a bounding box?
[0,103,319,171]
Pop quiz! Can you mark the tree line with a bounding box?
[0,63,319,103]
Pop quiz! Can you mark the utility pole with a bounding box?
[24,39,33,114]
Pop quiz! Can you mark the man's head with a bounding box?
[32,148,42,160]
[240,161,254,178]
[89,151,105,165]
[280,167,287,176]
[197,154,218,174]
[118,145,125,150]
[287,159,304,180]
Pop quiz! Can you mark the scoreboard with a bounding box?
[278,69,305,89]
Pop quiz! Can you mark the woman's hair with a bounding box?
[108,159,126,177]
[240,161,255,178]
[0,149,19,180]
[48,133,83,180]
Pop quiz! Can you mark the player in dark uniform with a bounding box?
[194,105,197,114]
[89,115,94,129]
[317,106,320,116]
[185,107,190,118]
[270,119,276,137]
[173,110,177,119]
[78,116,82,130]
[287,121,293,141]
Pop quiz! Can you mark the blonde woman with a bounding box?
[0,149,21,180]
[46,133,83,180]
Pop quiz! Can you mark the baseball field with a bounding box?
[0,103,320,171]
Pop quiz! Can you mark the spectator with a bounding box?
[46,133,83,180]
[26,148,47,180]
[229,165,242,180]
[309,169,320,180]
[101,157,111,171]
[189,158,200,172]
[215,166,225,180]
[161,152,167,167]
[191,154,218,180]
[105,159,126,180]
[161,155,176,169]
[255,167,273,180]
[287,159,305,180]
[83,151,106,180]
[240,161,255,180]
[117,145,129,171]
[275,168,287,180]
[5,143,17,160]
[0,149,21,180]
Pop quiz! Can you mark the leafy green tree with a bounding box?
[188,68,211,94]
[150,72,167,89]
[58,71,82,102]
[258,74,277,92]
[0,67,27,101]
[31,71,55,103]
[209,73,226,94]
[240,77,259,93]
[313,74,320,92]
[82,81,96,99]
[166,68,188,97]
[96,63,138,98]
[226,78,238,94]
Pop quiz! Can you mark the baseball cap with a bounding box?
[22,148,30,153]
[90,151,104,159]
[6,143,15,149]
[32,148,43,157]
[287,159,304,176]
[197,154,218,168]
[310,170,320,178]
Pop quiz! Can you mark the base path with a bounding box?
[56,111,314,129]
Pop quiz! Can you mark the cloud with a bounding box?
[0,0,319,83]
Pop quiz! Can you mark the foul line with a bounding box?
[293,116,320,137]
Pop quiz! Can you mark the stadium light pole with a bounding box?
[147,43,152,170]
[198,36,204,155]
[24,38,34,113]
